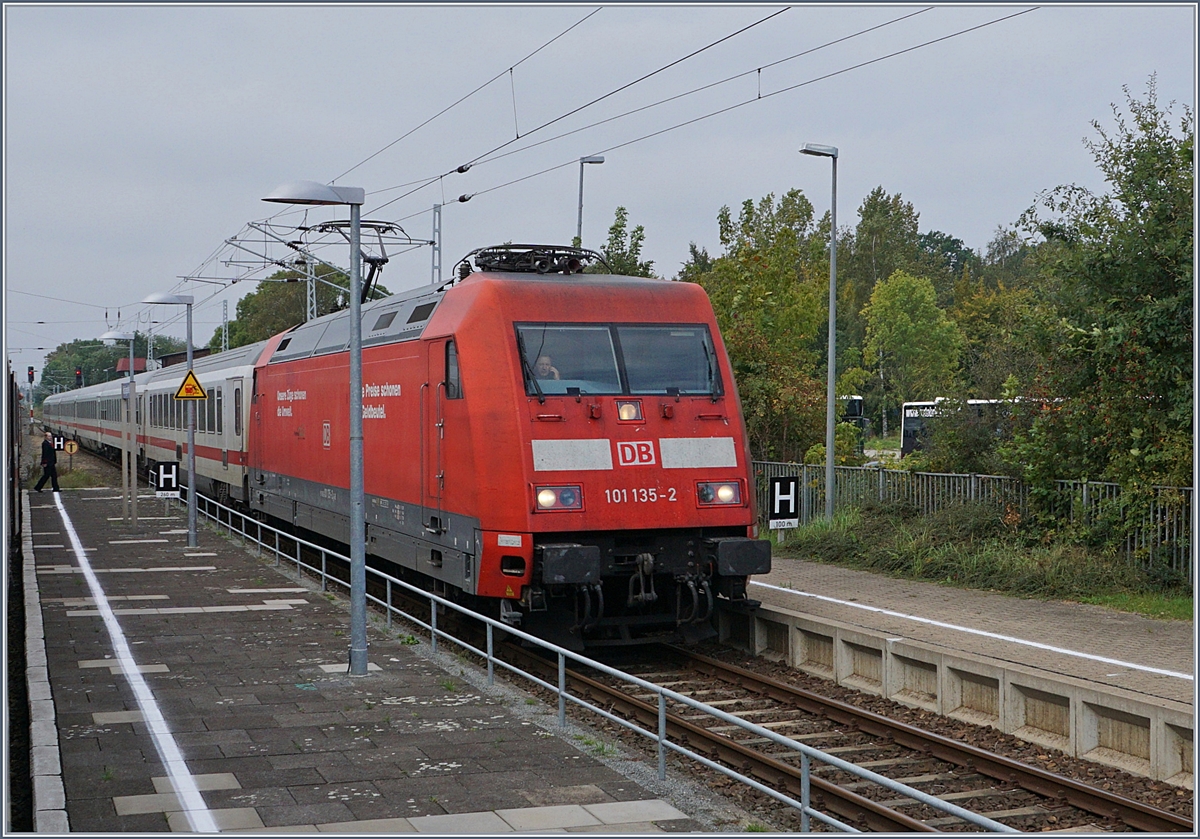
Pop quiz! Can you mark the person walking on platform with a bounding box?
[34,431,60,493]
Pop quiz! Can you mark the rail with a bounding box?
[753,462,1193,577]
[192,493,1015,832]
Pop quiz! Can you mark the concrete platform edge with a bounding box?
[721,599,1194,788]
[22,489,69,832]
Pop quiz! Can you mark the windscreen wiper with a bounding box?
[702,341,718,403]
[517,333,545,404]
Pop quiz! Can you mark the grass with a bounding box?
[574,735,617,756]
[868,433,902,452]
[777,502,1193,621]
[31,468,107,490]
[1078,592,1194,620]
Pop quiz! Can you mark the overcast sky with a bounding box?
[4,3,1195,379]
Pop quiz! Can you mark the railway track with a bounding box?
[551,648,1193,833]
[209,510,1192,833]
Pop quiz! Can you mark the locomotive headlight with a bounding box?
[535,485,583,511]
[616,401,643,421]
[696,481,742,506]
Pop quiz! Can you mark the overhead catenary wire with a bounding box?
[457,7,790,171]
[380,7,1040,223]
[152,7,794,307]
[467,6,936,171]
[331,7,603,184]
[119,5,1039,346]
[363,6,790,218]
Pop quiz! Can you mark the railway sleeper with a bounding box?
[840,771,963,792]
[925,805,1053,826]
[880,787,1011,807]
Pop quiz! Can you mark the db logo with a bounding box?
[617,441,656,466]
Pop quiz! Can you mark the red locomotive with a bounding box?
[45,245,770,648]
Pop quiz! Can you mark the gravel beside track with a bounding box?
[685,642,1193,826]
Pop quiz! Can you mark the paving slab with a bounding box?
[25,490,742,833]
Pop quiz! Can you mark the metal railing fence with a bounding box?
[753,462,1192,578]
[190,492,1014,833]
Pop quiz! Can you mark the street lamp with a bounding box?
[100,330,137,528]
[143,292,196,547]
[263,179,368,676]
[576,155,605,246]
[801,143,838,521]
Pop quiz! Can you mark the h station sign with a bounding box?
[768,475,799,530]
[154,462,181,499]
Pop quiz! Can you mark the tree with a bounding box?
[674,242,712,284]
[916,230,981,306]
[37,331,184,402]
[977,226,1038,290]
[592,206,655,277]
[860,270,963,434]
[1012,77,1193,487]
[211,263,390,350]
[950,280,1038,398]
[838,187,922,352]
[690,189,828,461]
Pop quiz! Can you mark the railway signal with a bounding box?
[75,368,83,387]
[27,366,34,383]
[63,440,78,472]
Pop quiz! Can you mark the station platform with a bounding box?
[21,489,739,834]
[739,556,1194,787]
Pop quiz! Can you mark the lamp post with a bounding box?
[801,143,838,521]
[263,180,368,676]
[143,293,196,546]
[100,330,137,528]
[576,155,605,246]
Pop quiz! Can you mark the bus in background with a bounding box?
[900,400,939,457]
[840,394,865,427]
[900,398,1020,458]
[838,394,868,454]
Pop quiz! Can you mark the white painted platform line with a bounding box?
[751,581,1194,682]
[52,494,219,833]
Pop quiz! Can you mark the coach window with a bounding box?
[216,387,223,434]
[234,388,242,436]
[445,341,462,399]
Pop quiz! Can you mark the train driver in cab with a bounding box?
[533,355,560,380]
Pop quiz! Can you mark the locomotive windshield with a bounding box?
[516,323,722,396]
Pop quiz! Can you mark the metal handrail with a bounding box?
[754,461,1193,577]
[191,492,1015,832]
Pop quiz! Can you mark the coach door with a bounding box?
[224,377,242,470]
[422,341,448,533]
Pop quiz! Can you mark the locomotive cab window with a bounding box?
[618,325,723,396]
[516,323,721,397]
[445,341,462,399]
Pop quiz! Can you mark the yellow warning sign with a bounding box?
[174,370,208,400]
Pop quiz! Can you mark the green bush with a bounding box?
[782,500,1191,611]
